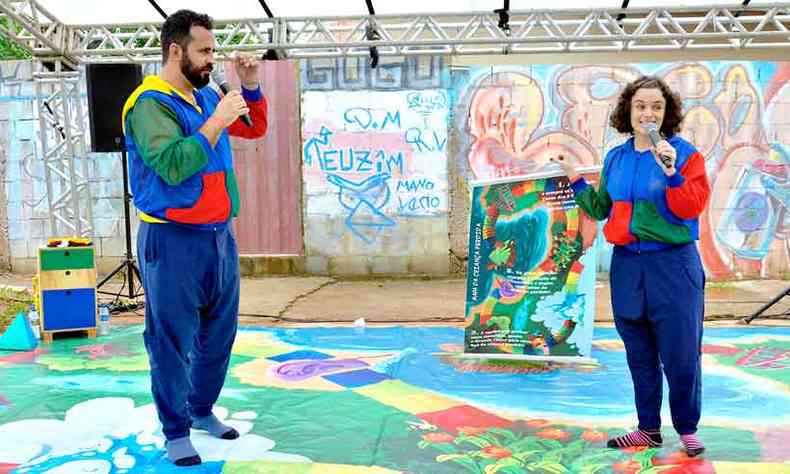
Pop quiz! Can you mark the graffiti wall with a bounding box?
[5,57,790,279]
[300,75,449,274]
[452,62,790,280]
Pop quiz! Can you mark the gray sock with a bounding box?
[192,413,239,440]
[165,436,201,466]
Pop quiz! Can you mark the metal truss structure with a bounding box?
[1,0,790,236]
[34,61,93,237]
[1,2,789,63]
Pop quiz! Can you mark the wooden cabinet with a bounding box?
[37,246,97,342]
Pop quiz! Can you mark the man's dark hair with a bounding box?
[610,75,685,137]
[161,9,213,62]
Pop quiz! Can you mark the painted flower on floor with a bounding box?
[36,343,149,372]
[0,397,309,472]
[535,427,571,441]
[580,430,608,442]
[417,424,645,473]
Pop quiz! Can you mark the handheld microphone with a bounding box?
[210,69,253,128]
[644,122,672,168]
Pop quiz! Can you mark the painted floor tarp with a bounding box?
[1,325,790,473]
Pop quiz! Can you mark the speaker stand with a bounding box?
[97,147,144,300]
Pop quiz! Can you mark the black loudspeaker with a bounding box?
[86,63,143,153]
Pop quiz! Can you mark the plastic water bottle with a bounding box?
[99,305,110,336]
[28,304,40,340]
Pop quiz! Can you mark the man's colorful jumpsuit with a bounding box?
[122,75,268,440]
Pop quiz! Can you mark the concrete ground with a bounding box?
[4,272,789,327]
[243,276,790,326]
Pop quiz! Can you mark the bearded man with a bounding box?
[121,9,268,466]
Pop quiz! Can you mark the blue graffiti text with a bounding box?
[405,128,447,153]
[343,108,402,130]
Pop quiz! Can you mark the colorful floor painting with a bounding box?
[1,326,790,473]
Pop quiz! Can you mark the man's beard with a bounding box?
[181,55,211,89]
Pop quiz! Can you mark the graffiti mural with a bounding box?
[301,56,447,91]
[2,325,790,472]
[454,62,790,280]
[302,90,449,252]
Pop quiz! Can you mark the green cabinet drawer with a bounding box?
[39,247,95,271]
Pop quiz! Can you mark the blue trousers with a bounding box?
[610,243,704,435]
[138,222,239,440]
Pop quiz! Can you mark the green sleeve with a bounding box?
[573,173,612,221]
[127,97,209,186]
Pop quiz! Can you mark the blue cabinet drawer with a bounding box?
[41,288,97,331]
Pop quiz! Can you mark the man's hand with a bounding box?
[234,52,259,90]
[213,90,249,128]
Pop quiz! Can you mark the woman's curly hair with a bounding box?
[609,75,685,137]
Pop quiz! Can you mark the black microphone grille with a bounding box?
[210,69,225,85]
[644,122,659,133]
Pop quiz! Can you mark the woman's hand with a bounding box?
[550,154,580,181]
[653,140,677,176]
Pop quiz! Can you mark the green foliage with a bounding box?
[0,287,33,331]
[417,424,681,474]
[0,34,32,59]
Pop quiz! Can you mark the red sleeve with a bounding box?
[666,151,710,220]
[228,95,268,140]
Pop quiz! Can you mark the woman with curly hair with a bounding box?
[552,75,710,457]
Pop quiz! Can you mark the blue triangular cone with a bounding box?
[0,312,38,351]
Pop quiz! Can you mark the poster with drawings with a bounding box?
[464,170,601,362]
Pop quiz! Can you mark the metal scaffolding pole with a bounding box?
[59,4,790,62]
[34,61,92,237]
[2,1,790,64]
[0,0,76,66]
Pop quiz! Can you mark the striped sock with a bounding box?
[607,429,662,448]
[680,434,705,457]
